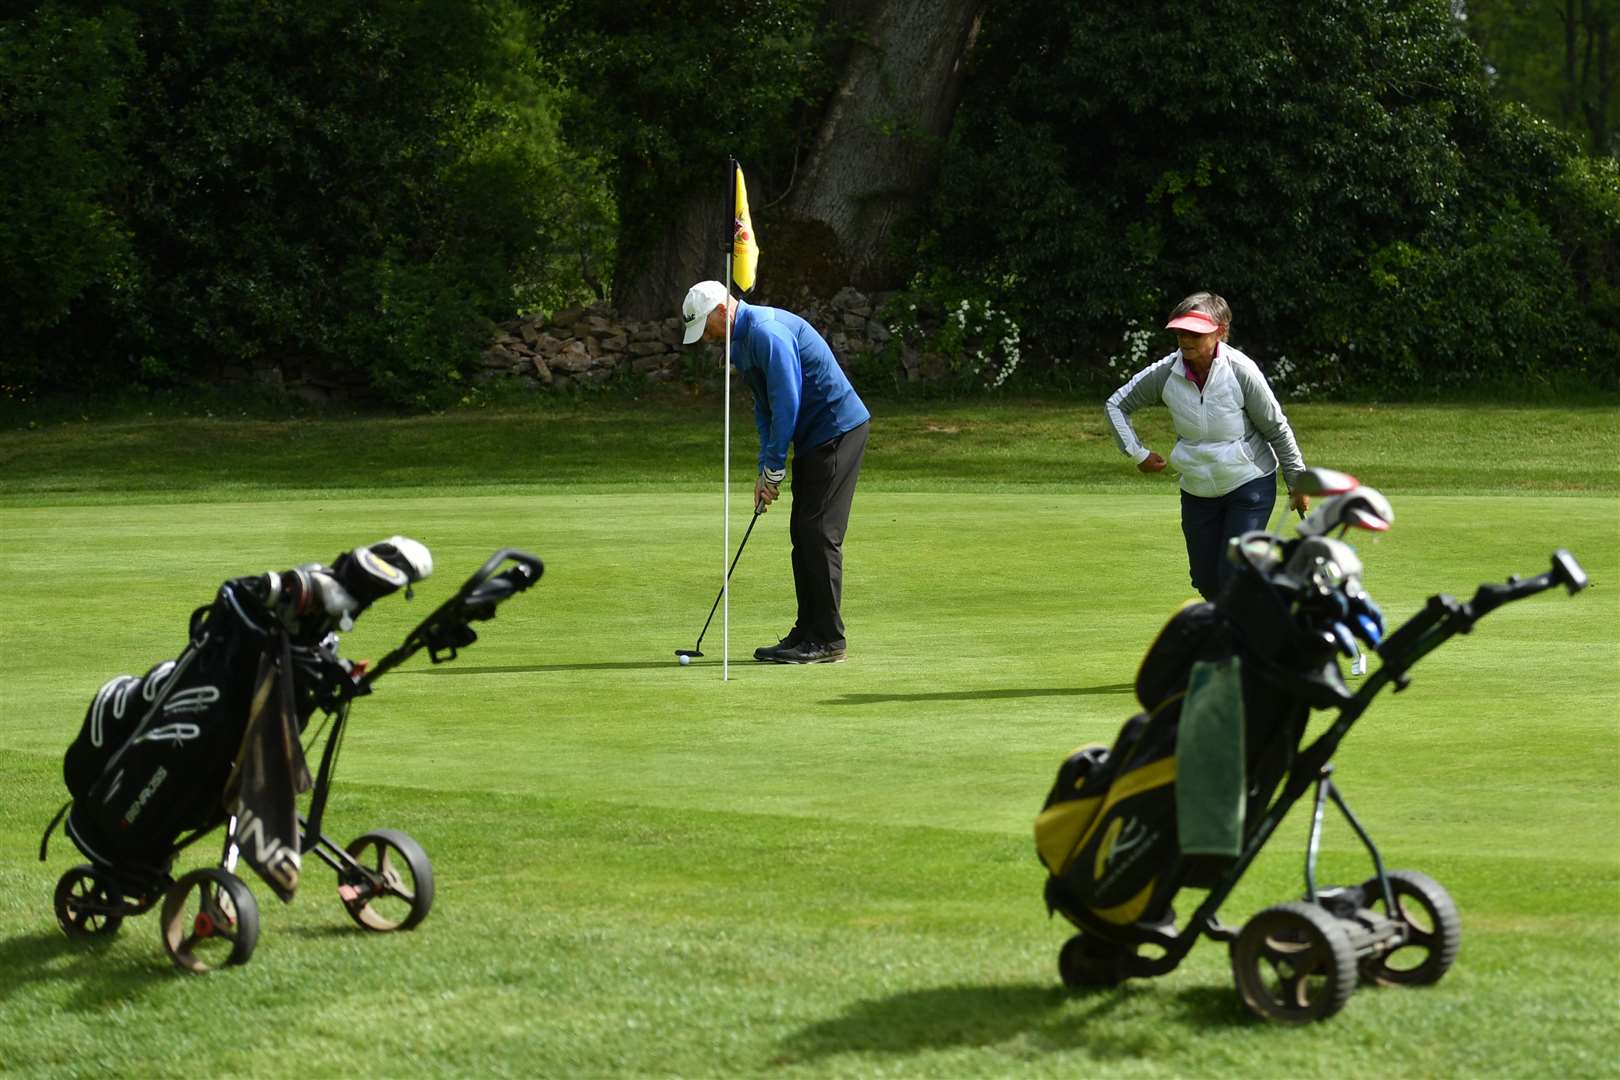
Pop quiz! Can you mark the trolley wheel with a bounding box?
[1231,901,1358,1023]
[54,864,125,939]
[1356,869,1461,987]
[340,829,434,932]
[1058,933,1127,989]
[159,867,259,974]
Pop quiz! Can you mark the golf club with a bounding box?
[676,503,764,659]
[1272,466,1362,534]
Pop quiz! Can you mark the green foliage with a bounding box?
[2,0,614,407]
[0,6,140,390]
[1461,0,1618,157]
[872,273,1027,394]
[542,0,830,291]
[933,0,1619,395]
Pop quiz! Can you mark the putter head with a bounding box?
[675,649,704,658]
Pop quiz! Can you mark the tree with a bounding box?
[929,0,1618,392]
[544,0,828,319]
[548,0,986,318]
[783,0,987,288]
[3,0,608,405]
[1461,0,1617,157]
[0,6,139,389]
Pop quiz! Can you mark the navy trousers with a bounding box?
[1180,471,1278,601]
[790,420,868,648]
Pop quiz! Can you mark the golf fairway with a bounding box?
[1,410,1615,1077]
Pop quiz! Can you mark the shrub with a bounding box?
[930,0,1618,394]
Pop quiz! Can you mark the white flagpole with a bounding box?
[723,250,733,682]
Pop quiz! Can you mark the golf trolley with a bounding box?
[40,541,543,973]
[1035,469,1590,1022]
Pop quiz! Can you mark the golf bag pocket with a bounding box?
[61,582,276,871]
[1035,743,1112,875]
[64,661,178,801]
[1036,712,1182,926]
[1136,601,1228,711]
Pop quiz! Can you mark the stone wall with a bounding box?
[476,286,903,391]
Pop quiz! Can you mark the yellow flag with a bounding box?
[732,162,760,292]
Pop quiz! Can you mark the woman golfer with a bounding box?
[1104,292,1309,601]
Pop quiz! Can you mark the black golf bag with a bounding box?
[42,539,544,972]
[57,539,430,898]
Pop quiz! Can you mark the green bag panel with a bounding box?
[1176,656,1246,858]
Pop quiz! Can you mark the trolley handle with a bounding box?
[358,548,545,686]
[1378,549,1588,672]
[1464,548,1587,620]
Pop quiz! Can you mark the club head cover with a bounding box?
[379,536,433,582]
[1295,466,1360,497]
[306,569,361,630]
[331,536,434,606]
[1299,486,1395,538]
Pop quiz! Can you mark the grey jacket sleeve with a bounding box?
[1104,356,1176,463]
[1234,362,1306,489]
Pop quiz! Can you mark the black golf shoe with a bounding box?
[754,629,804,662]
[772,639,846,664]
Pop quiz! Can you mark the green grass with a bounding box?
[1,399,1617,1077]
[2,396,1615,501]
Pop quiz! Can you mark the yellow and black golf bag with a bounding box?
[1036,573,1337,933]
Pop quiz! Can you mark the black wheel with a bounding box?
[1058,933,1126,989]
[340,829,434,932]
[1357,869,1461,987]
[54,865,125,939]
[1231,901,1358,1023]
[160,868,259,973]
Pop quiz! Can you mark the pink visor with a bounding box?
[1166,311,1221,334]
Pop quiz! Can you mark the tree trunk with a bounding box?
[611,185,727,322]
[1577,0,1614,156]
[608,0,984,318]
[786,0,986,289]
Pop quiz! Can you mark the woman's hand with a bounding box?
[1289,491,1310,515]
[1138,452,1167,473]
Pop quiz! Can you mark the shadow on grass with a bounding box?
[397,661,679,675]
[774,980,1250,1065]
[821,683,1135,706]
[0,930,170,1010]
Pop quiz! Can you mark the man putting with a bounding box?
[681,280,871,664]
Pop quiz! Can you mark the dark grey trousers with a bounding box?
[789,420,869,647]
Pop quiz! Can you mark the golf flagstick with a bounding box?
[719,156,762,682]
[722,241,732,682]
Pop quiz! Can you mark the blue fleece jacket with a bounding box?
[730,300,870,475]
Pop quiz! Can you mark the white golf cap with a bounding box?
[681,280,729,344]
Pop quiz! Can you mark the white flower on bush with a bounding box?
[1107,324,1157,373]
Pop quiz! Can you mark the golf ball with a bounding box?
[679,654,690,666]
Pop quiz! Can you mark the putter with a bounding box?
[676,503,764,659]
